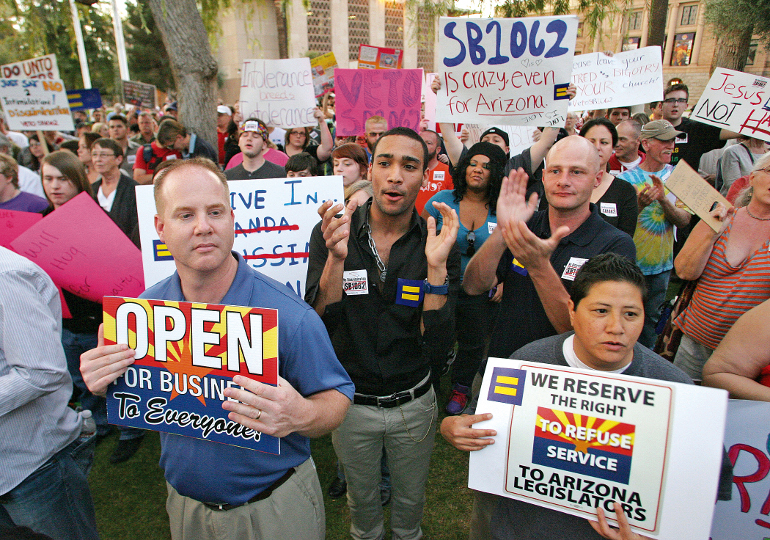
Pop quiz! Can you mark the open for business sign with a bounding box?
[104,297,280,454]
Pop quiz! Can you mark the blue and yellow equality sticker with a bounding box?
[487,367,527,406]
[554,83,570,100]
[396,278,423,307]
[153,239,174,261]
[511,257,528,276]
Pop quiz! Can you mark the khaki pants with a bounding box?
[165,458,325,540]
[333,387,438,540]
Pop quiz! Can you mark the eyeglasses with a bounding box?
[663,98,687,104]
[91,152,115,158]
[290,131,306,136]
[466,230,476,257]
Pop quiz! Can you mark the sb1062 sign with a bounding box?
[435,16,577,126]
[471,358,728,539]
[104,297,280,454]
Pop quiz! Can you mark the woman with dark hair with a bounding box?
[77,132,101,183]
[19,134,45,173]
[39,151,110,441]
[580,117,638,237]
[283,108,334,174]
[421,141,507,415]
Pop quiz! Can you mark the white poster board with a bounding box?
[568,47,663,111]
[239,58,317,129]
[711,400,770,540]
[0,78,74,131]
[1,54,59,80]
[435,16,578,127]
[691,68,770,143]
[136,176,344,297]
[470,358,728,539]
[422,72,438,132]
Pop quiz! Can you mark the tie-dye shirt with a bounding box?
[617,164,687,275]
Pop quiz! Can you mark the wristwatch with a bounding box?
[422,277,449,295]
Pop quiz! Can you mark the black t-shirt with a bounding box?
[224,160,286,180]
[488,205,636,359]
[671,116,725,170]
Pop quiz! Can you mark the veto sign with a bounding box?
[569,47,663,111]
[471,358,728,539]
[691,68,770,143]
[435,16,578,126]
[104,297,280,453]
[0,78,73,131]
[334,68,423,137]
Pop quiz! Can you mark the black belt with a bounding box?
[353,374,432,408]
[202,467,295,511]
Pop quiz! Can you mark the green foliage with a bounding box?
[124,0,174,93]
[704,0,770,45]
[1,1,118,99]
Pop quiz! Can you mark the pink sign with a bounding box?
[10,192,145,303]
[334,68,423,136]
[0,209,42,249]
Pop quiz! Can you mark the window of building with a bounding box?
[680,5,698,26]
[746,42,758,65]
[628,11,643,31]
[671,33,695,66]
[623,37,641,51]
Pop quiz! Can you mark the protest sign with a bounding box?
[568,47,663,111]
[1,54,59,80]
[122,80,156,108]
[711,400,770,540]
[470,358,728,539]
[311,52,337,98]
[239,58,317,129]
[67,88,103,111]
[334,68,422,136]
[435,16,578,127]
[136,176,344,297]
[0,78,73,131]
[422,72,438,131]
[10,192,144,303]
[664,161,731,232]
[0,209,42,249]
[358,45,403,69]
[103,297,280,453]
[691,68,770,143]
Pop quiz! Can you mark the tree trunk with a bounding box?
[647,0,668,50]
[148,0,218,149]
[274,0,289,59]
[710,24,754,74]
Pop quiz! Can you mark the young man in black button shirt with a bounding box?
[306,127,461,540]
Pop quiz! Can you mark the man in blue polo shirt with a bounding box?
[80,157,354,540]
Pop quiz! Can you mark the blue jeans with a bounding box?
[0,437,100,540]
[640,271,671,349]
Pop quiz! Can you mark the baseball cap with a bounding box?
[480,127,510,148]
[217,105,231,115]
[640,120,683,141]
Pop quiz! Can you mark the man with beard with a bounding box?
[224,119,285,181]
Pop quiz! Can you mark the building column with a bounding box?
[691,2,706,65]
[403,6,417,68]
[663,4,679,65]
[330,0,350,68]
[640,7,649,47]
[287,0,309,58]
[369,0,385,46]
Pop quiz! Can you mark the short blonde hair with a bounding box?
[153,157,230,213]
[0,153,19,188]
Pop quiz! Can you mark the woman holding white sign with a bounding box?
[580,118,638,238]
[673,152,770,382]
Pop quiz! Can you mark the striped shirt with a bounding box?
[0,248,81,494]
[676,220,770,349]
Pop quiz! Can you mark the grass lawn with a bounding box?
[88,378,476,540]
